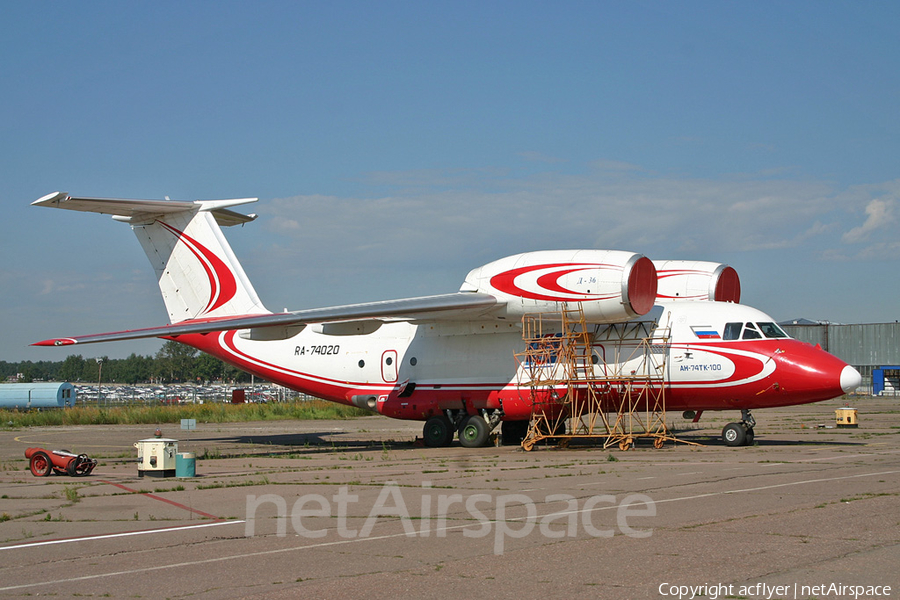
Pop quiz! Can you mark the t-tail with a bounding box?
[32,192,270,323]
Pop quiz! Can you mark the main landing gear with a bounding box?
[422,415,455,448]
[722,409,756,447]
[422,410,503,448]
[458,415,490,448]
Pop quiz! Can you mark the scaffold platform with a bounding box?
[516,303,700,451]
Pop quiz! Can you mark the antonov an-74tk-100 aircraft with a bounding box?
[32,192,861,448]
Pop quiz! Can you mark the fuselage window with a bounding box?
[742,323,762,339]
[723,322,742,340]
[757,322,788,338]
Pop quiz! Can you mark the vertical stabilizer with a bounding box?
[32,193,270,323]
[132,207,268,322]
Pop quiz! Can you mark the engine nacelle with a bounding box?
[461,250,657,322]
[652,260,741,303]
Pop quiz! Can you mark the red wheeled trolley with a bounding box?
[25,447,97,477]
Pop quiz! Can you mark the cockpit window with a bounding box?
[757,322,788,339]
[742,323,762,339]
[723,322,742,340]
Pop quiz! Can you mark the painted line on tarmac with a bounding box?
[1,469,897,593]
[645,469,900,508]
[0,520,244,552]
[99,479,222,519]
[789,449,900,462]
[0,522,457,593]
[14,433,68,441]
[13,433,126,449]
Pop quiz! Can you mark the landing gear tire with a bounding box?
[458,415,490,448]
[745,428,755,446]
[722,423,748,447]
[423,416,455,447]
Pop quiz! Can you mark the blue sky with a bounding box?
[2,2,898,362]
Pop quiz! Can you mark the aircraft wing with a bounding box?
[32,292,501,347]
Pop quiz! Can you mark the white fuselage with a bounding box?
[183,300,856,423]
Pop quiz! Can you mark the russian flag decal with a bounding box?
[691,326,720,339]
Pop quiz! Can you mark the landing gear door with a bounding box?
[381,350,398,383]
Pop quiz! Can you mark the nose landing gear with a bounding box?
[722,409,756,447]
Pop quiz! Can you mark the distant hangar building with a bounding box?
[0,382,77,410]
[781,320,900,395]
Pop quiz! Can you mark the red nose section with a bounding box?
[768,340,859,406]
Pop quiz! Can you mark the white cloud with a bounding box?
[254,168,886,307]
[200,168,900,329]
[270,218,301,233]
[842,197,897,243]
[38,278,87,295]
[853,240,900,260]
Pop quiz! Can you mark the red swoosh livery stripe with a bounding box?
[158,220,238,314]
[491,263,622,302]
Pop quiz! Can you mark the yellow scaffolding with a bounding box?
[517,303,697,451]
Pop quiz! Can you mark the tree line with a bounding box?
[1,341,252,384]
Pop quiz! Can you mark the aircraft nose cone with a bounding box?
[841,365,861,394]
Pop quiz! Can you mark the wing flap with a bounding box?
[33,293,501,346]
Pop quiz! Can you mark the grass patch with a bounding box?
[63,486,80,503]
[0,400,371,427]
[198,447,221,460]
[197,482,225,490]
[840,492,895,503]
[152,485,186,493]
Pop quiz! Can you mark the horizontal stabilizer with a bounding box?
[32,192,258,226]
[33,292,500,346]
